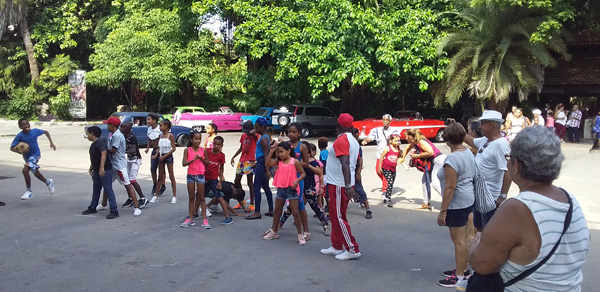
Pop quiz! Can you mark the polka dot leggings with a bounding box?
[382,169,396,200]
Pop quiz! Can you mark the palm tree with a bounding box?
[0,0,39,83]
[433,2,570,109]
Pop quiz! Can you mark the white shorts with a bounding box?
[127,158,142,182]
[113,168,131,186]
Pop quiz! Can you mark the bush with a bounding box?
[4,86,43,120]
[49,84,72,120]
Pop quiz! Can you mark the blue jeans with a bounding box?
[89,170,118,213]
[205,179,221,199]
[253,157,273,213]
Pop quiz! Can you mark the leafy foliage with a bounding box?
[434,1,570,106]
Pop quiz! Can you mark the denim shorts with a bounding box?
[276,187,299,200]
[159,154,174,165]
[187,174,206,184]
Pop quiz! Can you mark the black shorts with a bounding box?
[446,205,473,227]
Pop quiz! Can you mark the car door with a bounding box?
[312,107,336,130]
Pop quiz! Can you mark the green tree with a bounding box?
[434,2,570,108]
[0,0,39,82]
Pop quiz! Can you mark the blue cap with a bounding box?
[256,117,268,127]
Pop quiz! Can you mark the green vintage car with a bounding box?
[162,106,205,121]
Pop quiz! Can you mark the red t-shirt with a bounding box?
[205,149,225,180]
[239,133,258,161]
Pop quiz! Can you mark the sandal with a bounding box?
[245,214,262,220]
[323,226,331,236]
[415,203,432,210]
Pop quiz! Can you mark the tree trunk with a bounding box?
[19,9,39,83]
[180,80,194,105]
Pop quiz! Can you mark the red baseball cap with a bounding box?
[103,116,121,126]
[338,113,354,128]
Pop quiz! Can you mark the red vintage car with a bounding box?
[353,111,447,142]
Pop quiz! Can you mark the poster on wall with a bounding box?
[68,70,86,119]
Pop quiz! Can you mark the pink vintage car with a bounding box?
[173,106,250,131]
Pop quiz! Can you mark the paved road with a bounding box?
[1,125,598,292]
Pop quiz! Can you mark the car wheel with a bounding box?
[192,125,205,132]
[278,115,291,127]
[435,129,445,142]
[176,134,190,147]
[301,124,312,138]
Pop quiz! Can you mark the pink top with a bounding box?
[273,158,300,193]
[382,145,400,171]
[546,116,555,127]
[187,147,205,175]
[419,139,441,157]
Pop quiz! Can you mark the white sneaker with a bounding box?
[133,208,142,216]
[149,196,158,203]
[206,208,212,217]
[46,179,55,194]
[171,196,177,204]
[335,251,361,260]
[209,205,222,213]
[455,278,468,291]
[320,246,344,256]
[21,190,33,200]
[96,204,107,211]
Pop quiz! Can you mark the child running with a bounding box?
[81,126,119,219]
[377,133,402,207]
[302,141,330,236]
[181,130,208,228]
[151,119,177,204]
[203,123,217,149]
[10,118,56,199]
[204,136,233,225]
[353,128,372,218]
[263,142,306,245]
[230,120,257,212]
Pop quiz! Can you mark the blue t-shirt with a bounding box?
[319,150,329,175]
[11,128,45,160]
[108,130,127,170]
[255,134,269,159]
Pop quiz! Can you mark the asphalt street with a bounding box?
[0,123,598,292]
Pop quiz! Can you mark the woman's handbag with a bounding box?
[409,148,430,172]
[466,190,573,291]
[473,163,496,214]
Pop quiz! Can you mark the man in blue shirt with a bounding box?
[10,118,56,200]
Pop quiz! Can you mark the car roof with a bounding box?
[290,104,328,107]
[112,112,158,116]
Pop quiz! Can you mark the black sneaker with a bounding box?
[365,211,372,219]
[150,184,157,195]
[385,199,393,207]
[158,185,166,196]
[82,208,97,215]
[106,211,119,219]
[443,269,471,278]
[438,275,458,288]
[122,198,133,207]
[138,197,148,209]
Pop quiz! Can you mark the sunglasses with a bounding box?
[478,142,489,154]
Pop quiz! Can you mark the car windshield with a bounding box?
[169,108,178,114]
[111,114,125,121]
[255,108,269,116]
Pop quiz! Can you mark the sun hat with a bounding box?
[532,109,542,115]
[337,113,354,128]
[103,116,121,126]
[480,110,504,123]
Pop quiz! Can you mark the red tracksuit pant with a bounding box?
[327,184,360,253]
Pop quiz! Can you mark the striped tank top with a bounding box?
[500,191,590,291]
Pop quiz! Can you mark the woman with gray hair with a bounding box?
[468,126,589,291]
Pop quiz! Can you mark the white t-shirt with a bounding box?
[367,126,400,158]
[147,125,161,140]
[325,133,359,187]
[474,137,510,200]
[437,149,476,209]
[555,111,567,126]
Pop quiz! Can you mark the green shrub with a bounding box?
[49,84,72,120]
[5,86,43,120]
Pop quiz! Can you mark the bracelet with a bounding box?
[440,210,447,213]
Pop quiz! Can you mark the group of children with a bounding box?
[8,115,371,241]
